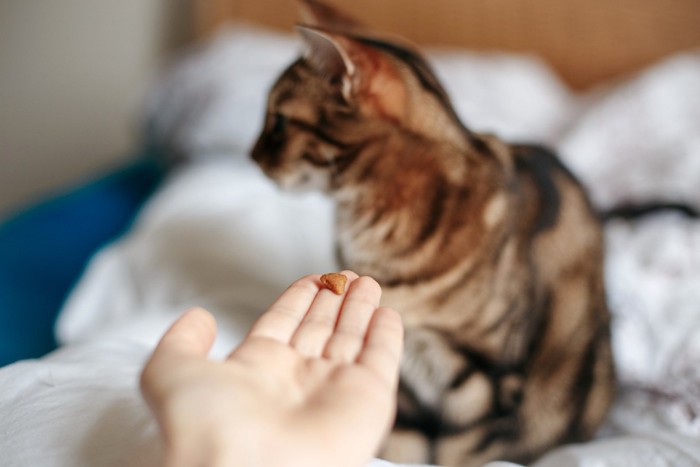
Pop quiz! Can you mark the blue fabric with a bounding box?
[0,155,163,367]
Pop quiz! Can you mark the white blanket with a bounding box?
[2,25,699,466]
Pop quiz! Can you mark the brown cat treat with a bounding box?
[320,272,347,294]
[251,1,614,465]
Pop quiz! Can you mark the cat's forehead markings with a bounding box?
[279,99,317,123]
[269,63,308,105]
[269,90,316,124]
[271,87,296,107]
[271,73,318,107]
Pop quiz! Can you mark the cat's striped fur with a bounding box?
[251,2,615,465]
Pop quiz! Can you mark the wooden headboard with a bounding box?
[191,0,700,90]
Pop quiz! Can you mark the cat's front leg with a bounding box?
[384,327,525,465]
[377,327,457,464]
[379,428,432,464]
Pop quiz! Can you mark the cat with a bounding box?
[251,1,615,465]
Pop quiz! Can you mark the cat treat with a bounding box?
[320,273,347,295]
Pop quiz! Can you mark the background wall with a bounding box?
[0,0,190,215]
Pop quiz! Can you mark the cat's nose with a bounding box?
[251,136,282,168]
[250,138,265,164]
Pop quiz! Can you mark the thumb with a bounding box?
[154,307,218,359]
[140,307,218,400]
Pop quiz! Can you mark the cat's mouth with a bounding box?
[262,165,330,194]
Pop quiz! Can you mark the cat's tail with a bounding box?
[598,201,699,222]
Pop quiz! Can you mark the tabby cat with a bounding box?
[251,1,615,465]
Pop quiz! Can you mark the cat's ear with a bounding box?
[296,0,366,32]
[299,26,407,118]
[297,26,357,101]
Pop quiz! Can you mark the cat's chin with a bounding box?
[275,171,330,194]
[281,183,330,195]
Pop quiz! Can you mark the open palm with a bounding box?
[141,272,403,467]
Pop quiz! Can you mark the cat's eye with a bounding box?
[271,112,288,134]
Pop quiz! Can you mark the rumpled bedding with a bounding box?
[1,25,699,466]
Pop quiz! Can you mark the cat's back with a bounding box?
[510,144,605,285]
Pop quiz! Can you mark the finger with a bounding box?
[357,307,404,389]
[140,307,217,402]
[245,275,321,344]
[153,307,218,359]
[323,276,382,363]
[290,271,359,358]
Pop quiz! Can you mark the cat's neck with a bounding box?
[332,129,509,284]
[333,129,460,209]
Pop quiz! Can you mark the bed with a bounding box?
[1,0,699,465]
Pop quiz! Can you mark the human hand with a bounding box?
[140,272,403,467]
